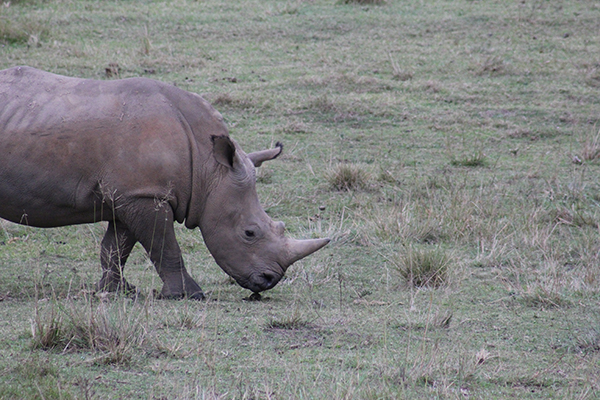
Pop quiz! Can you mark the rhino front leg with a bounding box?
[97,220,138,293]
[125,200,205,300]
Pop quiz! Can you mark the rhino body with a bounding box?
[0,66,329,298]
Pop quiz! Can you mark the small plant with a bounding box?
[327,163,370,191]
[396,246,451,288]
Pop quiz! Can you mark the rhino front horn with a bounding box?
[286,237,331,265]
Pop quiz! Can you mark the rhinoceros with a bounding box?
[0,66,329,299]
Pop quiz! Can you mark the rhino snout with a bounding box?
[243,270,283,293]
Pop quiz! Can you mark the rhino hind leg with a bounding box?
[97,220,138,294]
[121,200,205,300]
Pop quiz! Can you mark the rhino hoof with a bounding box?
[96,279,137,295]
[188,291,206,301]
[156,290,206,301]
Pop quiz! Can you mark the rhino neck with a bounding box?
[178,110,229,230]
[184,163,218,230]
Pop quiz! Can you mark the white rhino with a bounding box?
[0,66,329,299]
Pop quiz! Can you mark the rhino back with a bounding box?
[0,66,226,228]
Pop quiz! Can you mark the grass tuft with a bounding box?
[327,163,370,191]
[450,152,487,167]
[578,128,600,162]
[265,312,310,330]
[395,246,451,288]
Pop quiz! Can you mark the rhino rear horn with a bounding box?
[248,142,283,167]
[286,237,330,266]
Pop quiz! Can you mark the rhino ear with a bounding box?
[212,135,236,168]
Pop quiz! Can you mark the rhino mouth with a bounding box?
[238,264,284,293]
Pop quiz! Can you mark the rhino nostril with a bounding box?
[262,272,277,286]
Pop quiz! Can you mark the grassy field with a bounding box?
[1,0,600,398]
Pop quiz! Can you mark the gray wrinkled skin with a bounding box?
[0,66,329,299]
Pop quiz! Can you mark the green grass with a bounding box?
[1,0,600,398]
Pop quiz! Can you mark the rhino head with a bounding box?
[199,136,330,293]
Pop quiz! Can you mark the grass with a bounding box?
[1,0,600,398]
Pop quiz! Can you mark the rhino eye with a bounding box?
[244,230,255,238]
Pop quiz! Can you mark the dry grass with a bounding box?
[31,296,148,365]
